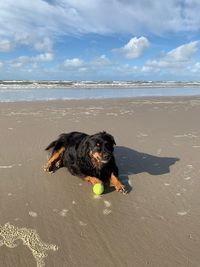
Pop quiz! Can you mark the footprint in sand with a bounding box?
[103,209,112,215]
[29,211,38,218]
[184,177,191,181]
[177,211,188,216]
[79,221,87,226]
[93,196,112,215]
[59,209,69,217]
[54,201,77,217]
[103,200,112,215]
[0,165,13,169]
[104,200,111,208]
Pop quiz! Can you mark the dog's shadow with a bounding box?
[112,146,180,193]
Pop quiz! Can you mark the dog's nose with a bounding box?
[103,153,111,161]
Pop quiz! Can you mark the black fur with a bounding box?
[45,131,118,183]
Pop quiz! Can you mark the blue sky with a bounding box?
[0,0,200,81]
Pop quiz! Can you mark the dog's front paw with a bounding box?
[43,165,53,173]
[114,183,128,194]
[118,185,128,195]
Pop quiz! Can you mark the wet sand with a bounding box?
[0,97,200,266]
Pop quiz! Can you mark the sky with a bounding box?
[0,0,200,81]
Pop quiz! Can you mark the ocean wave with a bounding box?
[1,80,200,89]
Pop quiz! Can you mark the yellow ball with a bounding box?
[93,183,104,195]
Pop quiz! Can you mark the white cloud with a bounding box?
[10,56,30,68]
[14,33,33,46]
[113,37,150,59]
[146,41,199,69]
[63,55,113,71]
[92,55,112,66]
[0,39,14,52]
[191,62,200,73]
[9,52,54,68]
[63,58,84,68]
[167,41,199,61]
[34,37,53,52]
[34,52,54,62]
[14,33,53,53]
[1,0,200,42]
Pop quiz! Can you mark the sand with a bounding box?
[0,97,200,266]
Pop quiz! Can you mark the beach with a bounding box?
[0,97,200,266]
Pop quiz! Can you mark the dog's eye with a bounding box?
[95,143,101,151]
[105,142,112,150]
[96,143,101,150]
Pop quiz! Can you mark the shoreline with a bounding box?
[1,87,200,103]
[1,94,200,105]
[0,96,200,266]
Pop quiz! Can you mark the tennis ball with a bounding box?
[93,183,104,195]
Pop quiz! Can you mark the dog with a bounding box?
[44,131,127,194]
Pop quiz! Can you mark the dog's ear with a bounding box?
[102,131,116,146]
[109,134,116,146]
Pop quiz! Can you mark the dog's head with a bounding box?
[85,131,116,167]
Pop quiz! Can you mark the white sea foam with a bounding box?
[0,222,58,267]
[1,80,200,88]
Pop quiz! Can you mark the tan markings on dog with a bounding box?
[84,176,102,185]
[91,151,102,161]
[89,151,103,169]
[45,147,65,170]
[110,173,124,192]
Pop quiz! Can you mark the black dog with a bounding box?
[44,131,127,194]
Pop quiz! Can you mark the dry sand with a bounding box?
[0,97,200,266]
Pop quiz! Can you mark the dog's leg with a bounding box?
[110,173,127,194]
[84,176,102,185]
[44,146,65,172]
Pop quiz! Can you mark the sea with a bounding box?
[1,80,200,102]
